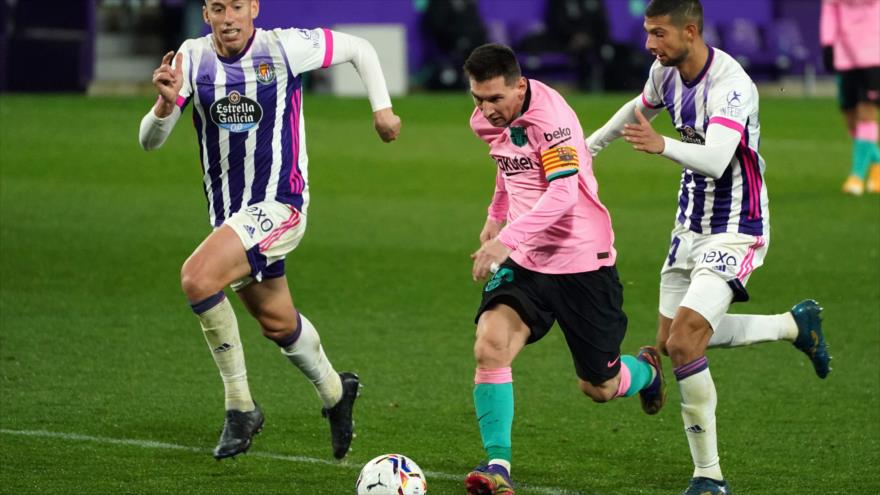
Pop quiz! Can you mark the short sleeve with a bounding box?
[641,63,666,109]
[277,27,334,76]
[706,76,755,135]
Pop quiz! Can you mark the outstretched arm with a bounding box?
[328,31,401,142]
[585,95,663,157]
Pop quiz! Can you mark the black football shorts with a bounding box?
[475,259,628,385]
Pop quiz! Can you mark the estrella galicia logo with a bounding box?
[484,267,514,292]
[210,90,263,133]
[726,90,743,107]
[255,62,275,84]
[509,126,528,147]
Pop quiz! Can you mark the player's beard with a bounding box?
[659,47,689,67]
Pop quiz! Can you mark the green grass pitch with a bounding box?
[1,91,878,494]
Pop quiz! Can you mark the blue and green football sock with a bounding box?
[618,355,655,397]
[473,367,514,463]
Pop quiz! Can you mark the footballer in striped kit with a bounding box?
[138,0,400,461]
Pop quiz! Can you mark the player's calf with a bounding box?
[578,378,617,403]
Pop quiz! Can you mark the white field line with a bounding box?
[0,428,586,495]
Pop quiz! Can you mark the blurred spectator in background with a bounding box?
[821,0,880,195]
[421,0,487,89]
[517,0,609,90]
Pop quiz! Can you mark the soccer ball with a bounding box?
[355,454,427,495]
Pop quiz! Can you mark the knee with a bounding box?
[180,261,216,303]
[578,380,616,403]
[473,333,507,367]
[657,339,669,356]
[666,326,702,365]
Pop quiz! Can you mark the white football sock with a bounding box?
[488,459,511,474]
[198,297,255,412]
[708,313,797,348]
[678,368,723,481]
[281,314,342,408]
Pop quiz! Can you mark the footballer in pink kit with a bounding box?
[461,43,665,495]
[820,0,880,194]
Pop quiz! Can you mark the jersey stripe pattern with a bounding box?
[643,47,769,237]
[174,28,331,227]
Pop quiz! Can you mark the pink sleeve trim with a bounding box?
[321,28,334,68]
[641,92,664,109]
[176,96,186,108]
[709,116,744,135]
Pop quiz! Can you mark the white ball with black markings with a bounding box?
[356,454,427,495]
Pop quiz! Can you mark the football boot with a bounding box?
[465,463,515,495]
[791,299,831,378]
[841,175,865,196]
[682,476,731,495]
[213,403,264,459]
[321,371,361,459]
[636,345,667,415]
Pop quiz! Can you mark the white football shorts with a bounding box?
[224,200,307,291]
[658,224,769,329]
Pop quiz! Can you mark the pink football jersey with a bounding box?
[470,79,617,274]
[820,0,880,70]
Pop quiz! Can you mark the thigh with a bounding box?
[182,225,252,299]
[659,226,695,319]
[235,275,298,331]
[475,260,555,344]
[839,70,860,111]
[678,271,734,332]
[690,232,769,303]
[854,67,880,107]
[225,201,307,290]
[552,266,628,386]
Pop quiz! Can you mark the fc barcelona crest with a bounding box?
[509,126,527,147]
[256,62,276,84]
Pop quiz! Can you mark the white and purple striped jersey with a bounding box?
[641,47,769,237]
[172,28,335,227]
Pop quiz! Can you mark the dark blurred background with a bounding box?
[0,0,826,94]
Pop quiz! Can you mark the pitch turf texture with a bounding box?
[1,92,878,495]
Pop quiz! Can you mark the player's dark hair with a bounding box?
[463,43,522,86]
[646,0,704,33]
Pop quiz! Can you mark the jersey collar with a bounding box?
[682,46,714,88]
[215,29,257,65]
[508,78,532,126]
